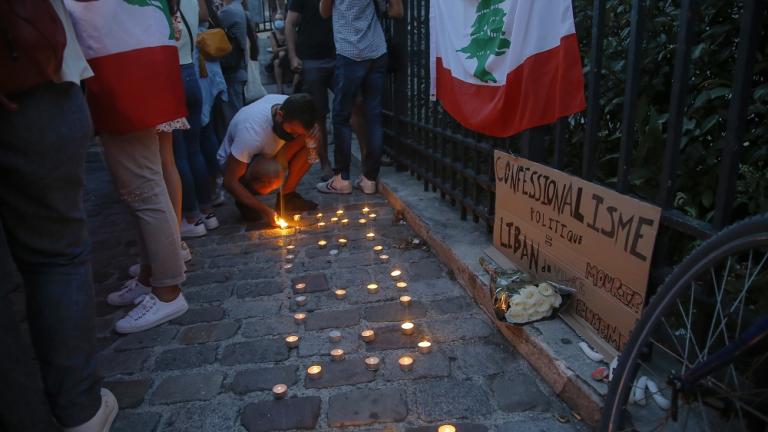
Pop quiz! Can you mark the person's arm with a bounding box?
[285,10,302,71]
[319,0,333,19]
[222,155,278,223]
[387,0,403,18]
[197,0,209,23]
[269,32,279,53]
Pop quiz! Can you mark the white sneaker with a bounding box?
[107,278,151,306]
[180,218,207,238]
[316,174,352,194]
[127,242,192,277]
[128,263,140,278]
[115,293,189,334]
[203,212,220,230]
[354,175,377,194]
[63,388,118,432]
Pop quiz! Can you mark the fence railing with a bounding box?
[381,0,765,281]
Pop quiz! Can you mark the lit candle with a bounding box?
[295,295,307,306]
[358,218,367,224]
[272,384,288,399]
[336,209,344,216]
[390,269,402,280]
[337,238,348,247]
[364,356,380,371]
[328,330,342,342]
[437,425,456,432]
[395,281,408,289]
[340,218,349,226]
[417,340,432,354]
[366,283,379,294]
[315,213,323,221]
[334,289,347,300]
[307,364,322,379]
[285,254,295,262]
[283,263,294,272]
[275,217,288,229]
[330,217,339,224]
[401,322,415,335]
[398,355,414,371]
[294,283,306,293]
[369,213,377,221]
[330,348,345,361]
[362,206,370,215]
[293,312,307,324]
[286,244,296,252]
[399,295,412,307]
[360,329,375,342]
[379,254,390,264]
[366,232,375,241]
[318,240,327,249]
[373,245,384,254]
[293,214,301,223]
[317,222,327,230]
[285,334,299,348]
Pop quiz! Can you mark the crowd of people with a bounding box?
[1,0,401,430]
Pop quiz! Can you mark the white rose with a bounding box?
[505,305,530,324]
[519,286,539,305]
[533,296,551,313]
[550,293,563,308]
[527,308,549,321]
[537,283,555,296]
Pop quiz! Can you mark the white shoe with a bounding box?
[203,212,220,230]
[128,263,140,278]
[127,242,192,278]
[107,278,151,306]
[180,218,207,238]
[63,388,118,432]
[115,293,189,334]
[354,175,377,194]
[316,174,352,194]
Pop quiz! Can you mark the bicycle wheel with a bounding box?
[601,214,768,432]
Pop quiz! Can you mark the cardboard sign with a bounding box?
[492,151,662,358]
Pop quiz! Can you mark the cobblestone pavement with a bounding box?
[85,147,589,432]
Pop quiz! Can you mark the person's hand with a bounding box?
[265,208,280,227]
[290,56,303,73]
[0,95,18,112]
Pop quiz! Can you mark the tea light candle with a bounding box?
[337,238,348,247]
[373,245,384,254]
[379,254,390,264]
[366,283,379,294]
[399,295,412,307]
[362,206,370,215]
[330,217,339,224]
[336,209,344,216]
[317,222,327,230]
[294,283,306,293]
[398,355,414,371]
[285,335,299,348]
[369,213,377,221]
[417,340,432,354]
[340,218,349,226]
[283,263,294,272]
[330,348,345,361]
[295,295,307,306]
[318,240,327,249]
[334,289,347,300]
[390,269,402,280]
[358,218,367,224]
[315,213,323,221]
[272,384,288,399]
[293,312,307,324]
[329,249,339,256]
[395,281,408,289]
[285,254,295,262]
[366,232,375,241]
[328,330,342,342]
[293,214,301,223]
[437,425,456,432]
[401,321,415,335]
[364,356,380,371]
[360,329,375,342]
[307,364,322,379]
[286,244,296,252]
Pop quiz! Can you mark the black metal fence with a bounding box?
[381,0,766,279]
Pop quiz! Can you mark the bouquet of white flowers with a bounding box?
[503,283,563,324]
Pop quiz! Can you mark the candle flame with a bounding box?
[275,216,289,229]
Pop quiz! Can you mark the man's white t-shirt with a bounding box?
[217,94,289,167]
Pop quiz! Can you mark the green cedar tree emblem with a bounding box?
[457,0,512,83]
[123,0,175,40]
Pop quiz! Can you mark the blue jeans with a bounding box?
[332,53,387,180]
[174,63,213,217]
[200,121,221,177]
[0,82,101,430]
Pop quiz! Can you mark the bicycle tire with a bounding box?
[601,213,768,432]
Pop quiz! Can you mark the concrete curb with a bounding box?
[377,168,604,426]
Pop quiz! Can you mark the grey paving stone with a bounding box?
[407,424,488,432]
[225,298,282,319]
[157,396,241,432]
[489,372,553,412]
[335,252,377,268]
[230,365,299,394]
[184,283,235,304]
[151,372,223,404]
[179,321,240,345]
[495,416,585,432]
[425,317,494,343]
[220,338,289,365]
[104,379,152,409]
[290,272,329,293]
[98,349,151,377]
[364,325,426,352]
[112,411,161,432]
[154,344,218,371]
[405,279,465,300]
[426,296,476,316]
[237,264,281,280]
[453,342,520,376]
[407,260,446,281]
[171,305,225,325]
[235,280,283,298]
[381,351,451,382]
[412,379,494,422]
[185,270,233,287]
[241,397,321,432]
[115,327,179,354]
[193,244,245,258]
[208,255,263,269]
[363,301,427,322]
[304,355,376,388]
[304,308,360,330]
[297,328,358,358]
[242,315,297,338]
[327,387,408,427]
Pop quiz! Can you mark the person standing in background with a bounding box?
[219,0,249,123]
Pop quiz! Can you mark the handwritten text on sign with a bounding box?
[492,151,661,354]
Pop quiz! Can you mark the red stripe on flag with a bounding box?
[436,33,586,138]
[84,45,187,134]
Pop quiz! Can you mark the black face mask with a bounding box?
[272,118,295,141]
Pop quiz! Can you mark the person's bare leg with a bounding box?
[274,59,284,94]
[158,132,182,226]
[282,146,310,194]
[351,99,368,162]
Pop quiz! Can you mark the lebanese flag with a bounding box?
[430,0,586,138]
[64,0,186,134]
